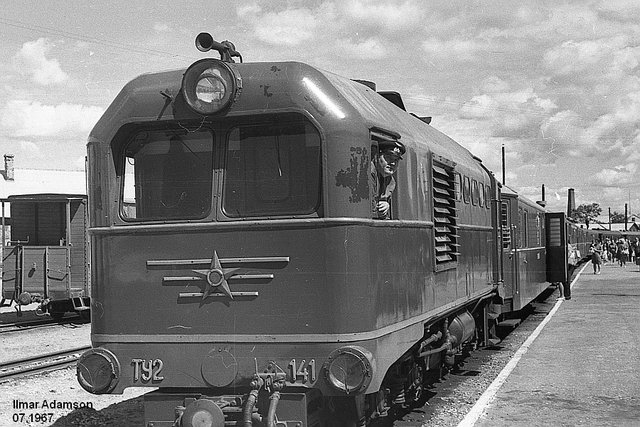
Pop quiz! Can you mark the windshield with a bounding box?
[122,130,213,220]
[223,121,321,217]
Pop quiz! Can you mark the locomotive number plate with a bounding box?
[287,359,316,385]
[131,358,165,383]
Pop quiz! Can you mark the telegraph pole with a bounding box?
[501,145,505,185]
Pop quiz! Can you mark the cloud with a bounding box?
[591,164,637,186]
[13,38,68,85]
[17,140,43,157]
[0,100,103,137]
[422,37,490,62]
[239,6,320,46]
[342,0,426,32]
[339,38,388,59]
[153,23,170,33]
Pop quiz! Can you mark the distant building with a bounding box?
[1,154,86,241]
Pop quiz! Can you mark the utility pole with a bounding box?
[608,207,611,231]
[501,145,505,185]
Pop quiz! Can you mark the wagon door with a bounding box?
[2,246,19,300]
[546,212,568,284]
[501,198,517,308]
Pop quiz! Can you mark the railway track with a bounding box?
[0,346,91,383]
[0,315,86,334]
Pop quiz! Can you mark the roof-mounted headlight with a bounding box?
[182,59,241,115]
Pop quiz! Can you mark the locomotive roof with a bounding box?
[90,60,485,175]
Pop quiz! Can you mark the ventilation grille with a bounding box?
[432,162,459,270]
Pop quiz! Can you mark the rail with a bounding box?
[0,346,91,382]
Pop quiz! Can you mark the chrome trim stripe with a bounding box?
[89,218,436,235]
[178,292,259,298]
[92,286,495,344]
[148,257,289,267]
[164,274,274,282]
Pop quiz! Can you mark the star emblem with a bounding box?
[192,251,241,300]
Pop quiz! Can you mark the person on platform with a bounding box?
[370,140,406,220]
[617,238,629,267]
[590,241,602,274]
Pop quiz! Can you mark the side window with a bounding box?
[454,173,462,202]
[471,179,478,206]
[479,183,485,207]
[485,185,492,209]
[463,176,471,204]
[518,208,528,249]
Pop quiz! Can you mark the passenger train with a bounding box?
[77,34,599,426]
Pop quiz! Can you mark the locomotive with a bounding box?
[77,34,593,426]
[1,193,91,319]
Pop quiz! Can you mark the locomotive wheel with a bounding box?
[406,362,425,404]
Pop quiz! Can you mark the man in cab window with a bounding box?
[371,140,406,219]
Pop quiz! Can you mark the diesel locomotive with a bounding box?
[76,34,591,426]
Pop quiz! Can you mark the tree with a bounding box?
[570,203,602,228]
[610,211,626,223]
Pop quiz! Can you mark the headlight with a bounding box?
[76,348,120,394]
[182,59,241,114]
[324,346,374,394]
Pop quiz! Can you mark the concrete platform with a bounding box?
[460,261,640,427]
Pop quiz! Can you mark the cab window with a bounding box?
[222,120,321,217]
[121,130,213,220]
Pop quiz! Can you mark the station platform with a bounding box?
[461,261,640,427]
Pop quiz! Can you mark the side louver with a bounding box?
[432,158,459,271]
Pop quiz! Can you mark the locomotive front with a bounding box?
[77,34,395,426]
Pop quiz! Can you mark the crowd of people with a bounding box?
[589,236,640,273]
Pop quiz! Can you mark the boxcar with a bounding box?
[1,193,90,318]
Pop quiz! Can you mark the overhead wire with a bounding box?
[0,16,198,61]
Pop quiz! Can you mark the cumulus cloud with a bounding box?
[13,38,68,85]
[342,0,426,32]
[18,140,43,157]
[239,6,320,46]
[591,164,637,186]
[153,23,170,33]
[422,37,490,62]
[0,101,103,137]
[339,38,388,59]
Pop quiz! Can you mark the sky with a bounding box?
[1,0,639,217]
